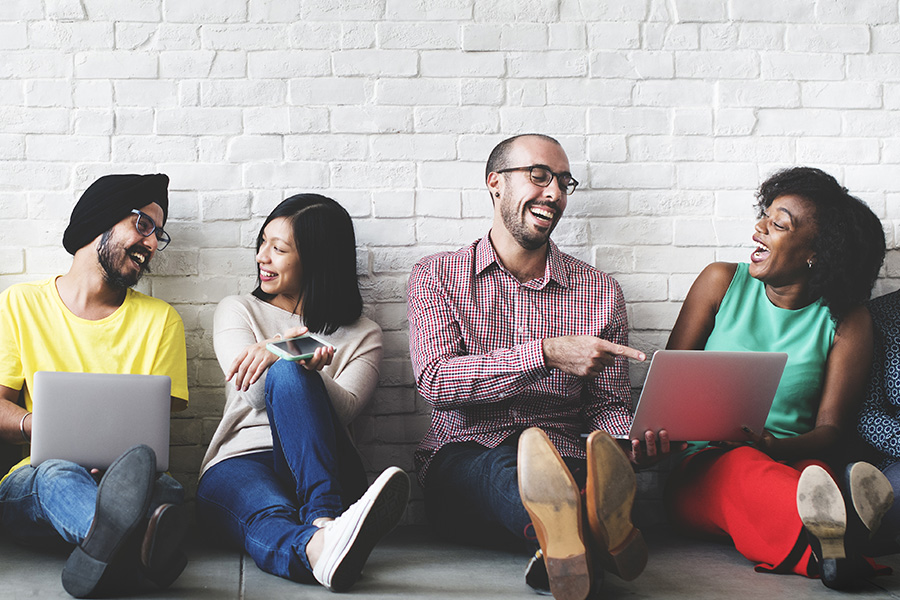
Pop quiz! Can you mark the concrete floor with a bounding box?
[3,526,900,599]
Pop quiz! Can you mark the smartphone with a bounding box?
[266,334,333,361]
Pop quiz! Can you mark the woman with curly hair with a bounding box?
[665,167,892,588]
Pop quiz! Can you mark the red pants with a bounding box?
[668,446,826,577]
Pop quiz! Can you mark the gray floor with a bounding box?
[3,526,900,599]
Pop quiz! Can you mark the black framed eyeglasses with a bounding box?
[130,209,171,250]
[495,165,579,195]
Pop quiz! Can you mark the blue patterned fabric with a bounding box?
[857,289,900,468]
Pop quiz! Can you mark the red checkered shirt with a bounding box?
[408,234,633,484]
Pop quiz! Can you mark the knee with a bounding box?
[267,359,317,388]
[33,459,90,481]
[29,460,95,498]
[728,445,765,461]
[265,360,325,405]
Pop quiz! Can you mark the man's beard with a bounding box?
[97,230,151,289]
[500,197,557,251]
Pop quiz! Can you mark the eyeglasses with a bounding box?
[130,209,171,250]
[495,165,579,195]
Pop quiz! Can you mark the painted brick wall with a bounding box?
[1,0,899,524]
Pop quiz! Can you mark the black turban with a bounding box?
[63,174,170,255]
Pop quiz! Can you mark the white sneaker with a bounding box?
[312,466,410,592]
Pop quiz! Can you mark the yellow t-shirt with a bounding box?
[0,277,189,477]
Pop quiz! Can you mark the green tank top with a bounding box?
[704,263,836,438]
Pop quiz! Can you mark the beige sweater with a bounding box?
[199,294,383,476]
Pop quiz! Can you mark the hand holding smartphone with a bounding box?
[266,334,334,361]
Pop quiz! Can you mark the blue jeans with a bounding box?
[196,361,366,581]
[0,458,184,551]
[870,461,900,554]
[424,437,586,553]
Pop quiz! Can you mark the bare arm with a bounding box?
[667,262,737,351]
[625,262,739,466]
[0,384,29,445]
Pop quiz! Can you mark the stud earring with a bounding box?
[807,259,813,269]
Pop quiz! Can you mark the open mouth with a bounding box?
[128,250,148,267]
[751,241,770,262]
[259,269,277,281]
[528,204,555,226]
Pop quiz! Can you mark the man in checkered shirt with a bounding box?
[407,134,676,600]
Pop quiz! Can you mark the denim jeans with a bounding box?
[196,360,366,581]
[866,460,900,555]
[424,437,586,553]
[0,457,184,551]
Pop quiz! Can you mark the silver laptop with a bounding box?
[30,371,171,471]
[617,350,788,441]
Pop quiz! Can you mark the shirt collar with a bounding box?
[475,233,570,289]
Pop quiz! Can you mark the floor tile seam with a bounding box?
[239,552,246,600]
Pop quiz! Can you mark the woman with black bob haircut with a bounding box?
[665,167,892,589]
[251,194,363,334]
[196,194,409,593]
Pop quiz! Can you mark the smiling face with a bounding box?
[749,194,818,288]
[487,136,570,251]
[96,202,163,289]
[256,216,303,309]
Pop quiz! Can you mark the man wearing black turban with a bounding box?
[0,174,190,597]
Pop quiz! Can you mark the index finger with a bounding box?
[601,340,646,362]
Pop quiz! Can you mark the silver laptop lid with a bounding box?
[621,350,788,442]
[30,371,171,471]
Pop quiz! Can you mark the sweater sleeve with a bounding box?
[321,322,383,426]
[212,297,268,411]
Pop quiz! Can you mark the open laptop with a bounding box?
[30,371,171,471]
[616,350,788,442]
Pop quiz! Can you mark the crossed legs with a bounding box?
[196,360,408,591]
[0,446,188,597]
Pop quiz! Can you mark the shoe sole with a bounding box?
[585,430,647,581]
[327,468,410,592]
[848,462,894,535]
[62,445,156,598]
[797,465,847,560]
[518,427,590,600]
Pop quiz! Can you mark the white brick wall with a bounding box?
[1,1,899,520]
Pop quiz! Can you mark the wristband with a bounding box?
[19,411,31,443]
